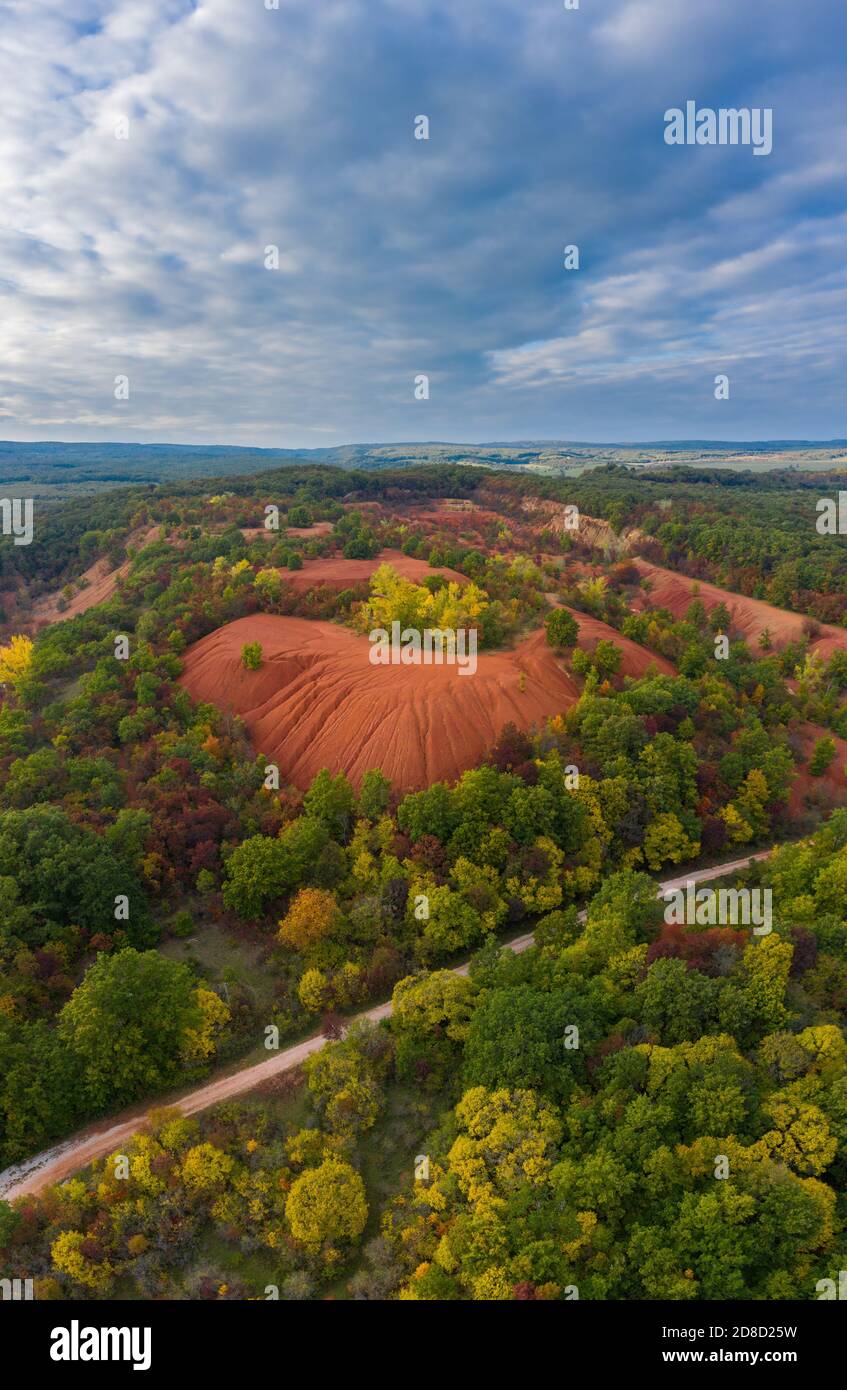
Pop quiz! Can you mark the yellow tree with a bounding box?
[0,634,33,687]
[279,887,341,953]
[742,935,793,1032]
[735,768,770,837]
[643,812,699,871]
[753,1097,837,1176]
[285,1158,367,1249]
[180,1142,237,1192]
[719,801,754,844]
[392,969,477,1043]
[51,1230,114,1293]
[355,563,490,635]
[180,986,230,1063]
[298,966,331,1013]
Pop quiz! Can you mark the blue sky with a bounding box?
[0,0,845,446]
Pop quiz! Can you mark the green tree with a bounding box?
[58,949,203,1108]
[303,769,355,840]
[463,984,589,1101]
[222,818,330,917]
[635,958,717,1045]
[392,970,477,1082]
[545,608,579,651]
[241,641,263,670]
[809,736,837,777]
[0,805,153,946]
[0,1018,82,1166]
[710,601,731,633]
[359,768,391,820]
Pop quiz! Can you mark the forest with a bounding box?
[1,461,846,1300]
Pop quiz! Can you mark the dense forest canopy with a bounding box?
[1,461,847,1301]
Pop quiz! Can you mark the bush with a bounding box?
[171,910,195,939]
[809,736,837,777]
[545,608,579,650]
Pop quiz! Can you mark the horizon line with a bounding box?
[2,436,847,452]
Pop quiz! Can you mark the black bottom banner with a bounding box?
[4,1297,842,1377]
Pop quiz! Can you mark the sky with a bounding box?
[0,0,845,447]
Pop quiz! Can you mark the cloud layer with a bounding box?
[0,0,845,445]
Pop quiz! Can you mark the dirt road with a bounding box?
[0,849,774,1204]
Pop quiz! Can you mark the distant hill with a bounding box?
[2,437,847,501]
[0,442,313,498]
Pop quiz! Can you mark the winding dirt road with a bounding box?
[0,850,774,1204]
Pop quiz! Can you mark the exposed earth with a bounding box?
[178,609,672,791]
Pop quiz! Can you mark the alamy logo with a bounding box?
[0,1277,33,1300]
[0,497,34,546]
[664,102,772,156]
[663,882,772,935]
[50,1320,151,1372]
[816,492,847,534]
[817,1271,847,1300]
[369,622,477,676]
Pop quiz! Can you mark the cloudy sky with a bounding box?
[0,0,845,446]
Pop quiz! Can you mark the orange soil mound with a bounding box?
[29,525,162,629]
[279,548,468,593]
[239,523,335,540]
[178,611,671,791]
[285,522,335,538]
[632,560,847,660]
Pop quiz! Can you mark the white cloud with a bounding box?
[0,0,844,445]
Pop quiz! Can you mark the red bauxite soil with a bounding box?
[632,559,847,660]
[789,722,847,815]
[239,522,336,541]
[178,611,672,791]
[278,547,468,593]
[27,525,162,629]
